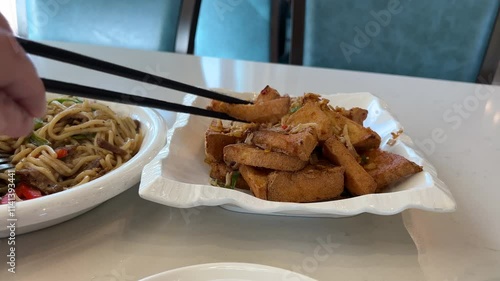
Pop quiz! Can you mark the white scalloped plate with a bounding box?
[138,90,456,217]
[140,262,317,281]
[0,93,167,237]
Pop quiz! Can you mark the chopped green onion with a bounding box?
[29,132,50,146]
[33,118,44,130]
[72,133,95,140]
[290,106,301,113]
[49,97,83,104]
[228,171,240,189]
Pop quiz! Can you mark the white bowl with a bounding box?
[0,93,167,237]
[138,90,456,217]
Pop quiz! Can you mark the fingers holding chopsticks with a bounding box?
[0,90,37,137]
[0,12,46,137]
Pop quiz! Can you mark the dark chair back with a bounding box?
[290,0,500,83]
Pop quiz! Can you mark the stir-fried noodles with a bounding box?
[0,97,143,201]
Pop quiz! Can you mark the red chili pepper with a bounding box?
[55,147,69,159]
[16,182,42,200]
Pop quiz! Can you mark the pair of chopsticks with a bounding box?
[16,37,251,121]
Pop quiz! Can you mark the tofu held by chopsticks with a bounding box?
[204,86,422,203]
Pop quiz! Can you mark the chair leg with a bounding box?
[270,0,288,63]
[289,0,305,65]
[176,0,202,54]
[477,6,500,84]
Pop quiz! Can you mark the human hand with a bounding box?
[0,13,45,137]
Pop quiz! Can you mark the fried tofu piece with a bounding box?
[322,136,377,195]
[239,165,269,199]
[208,96,290,124]
[363,149,423,192]
[284,102,335,141]
[284,95,379,149]
[205,120,256,163]
[250,128,318,161]
[224,144,307,171]
[324,109,381,150]
[209,162,249,190]
[255,85,281,103]
[239,163,345,203]
[205,131,241,163]
[334,107,368,125]
[267,164,345,203]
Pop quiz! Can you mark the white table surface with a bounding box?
[1,42,499,281]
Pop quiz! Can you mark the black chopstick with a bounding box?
[42,78,242,122]
[16,37,251,105]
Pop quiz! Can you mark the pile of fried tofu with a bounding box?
[205,86,423,203]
